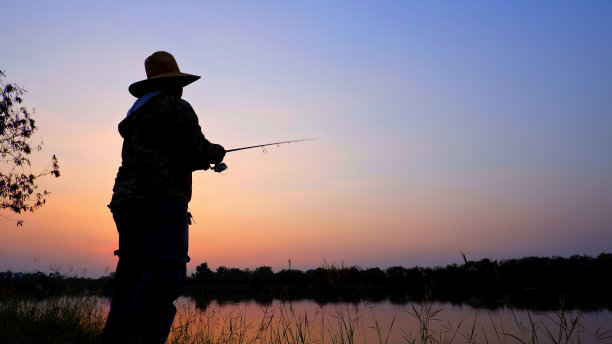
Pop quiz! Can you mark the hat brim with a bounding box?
[129,72,201,98]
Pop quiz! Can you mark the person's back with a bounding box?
[103,51,224,344]
[111,92,218,207]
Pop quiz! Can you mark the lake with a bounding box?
[102,297,612,344]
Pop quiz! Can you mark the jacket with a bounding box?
[109,92,222,207]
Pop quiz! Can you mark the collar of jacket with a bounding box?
[126,90,162,117]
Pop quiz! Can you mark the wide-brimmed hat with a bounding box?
[129,51,200,97]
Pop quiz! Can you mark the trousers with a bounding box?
[102,198,190,344]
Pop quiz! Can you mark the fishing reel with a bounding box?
[212,162,227,173]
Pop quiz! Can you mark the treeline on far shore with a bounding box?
[1,254,611,311]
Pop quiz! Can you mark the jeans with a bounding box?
[102,198,190,344]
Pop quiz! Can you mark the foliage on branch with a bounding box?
[0,70,60,219]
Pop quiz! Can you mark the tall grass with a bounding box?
[166,299,611,344]
[0,296,105,344]
[399,298,612,344]
[1,296,610,344]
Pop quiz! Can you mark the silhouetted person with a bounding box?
[102,51,225,344]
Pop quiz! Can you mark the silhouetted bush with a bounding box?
[2,253,610,311]
[186,253,612,310]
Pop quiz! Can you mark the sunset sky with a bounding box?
[1,1,611,277]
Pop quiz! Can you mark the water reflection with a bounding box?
[169,297,612,344]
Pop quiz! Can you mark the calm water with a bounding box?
[128,298,612,344]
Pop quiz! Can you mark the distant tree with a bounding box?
[216,266,229,278]
[252,266,274,288]
[253,266,274,280]
[362,267,386,285]
[386,266,408,286]
[191,262,214,285]
[0,70,60,224]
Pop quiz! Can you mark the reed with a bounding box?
[165,299,611,344]
[1,295,610,343]
[0,295,105,344]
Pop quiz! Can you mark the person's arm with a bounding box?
[172,98,225,171]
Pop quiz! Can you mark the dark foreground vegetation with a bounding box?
[1,254,611,311]
[0,297,103,344]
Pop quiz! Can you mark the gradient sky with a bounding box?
[1,1,611,277]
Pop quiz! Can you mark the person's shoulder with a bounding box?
[149,93,182,105]
[150,93,194,113]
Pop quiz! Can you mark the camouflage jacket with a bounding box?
[109,93,220,208]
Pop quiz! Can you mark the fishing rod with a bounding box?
[211,138,316,173]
